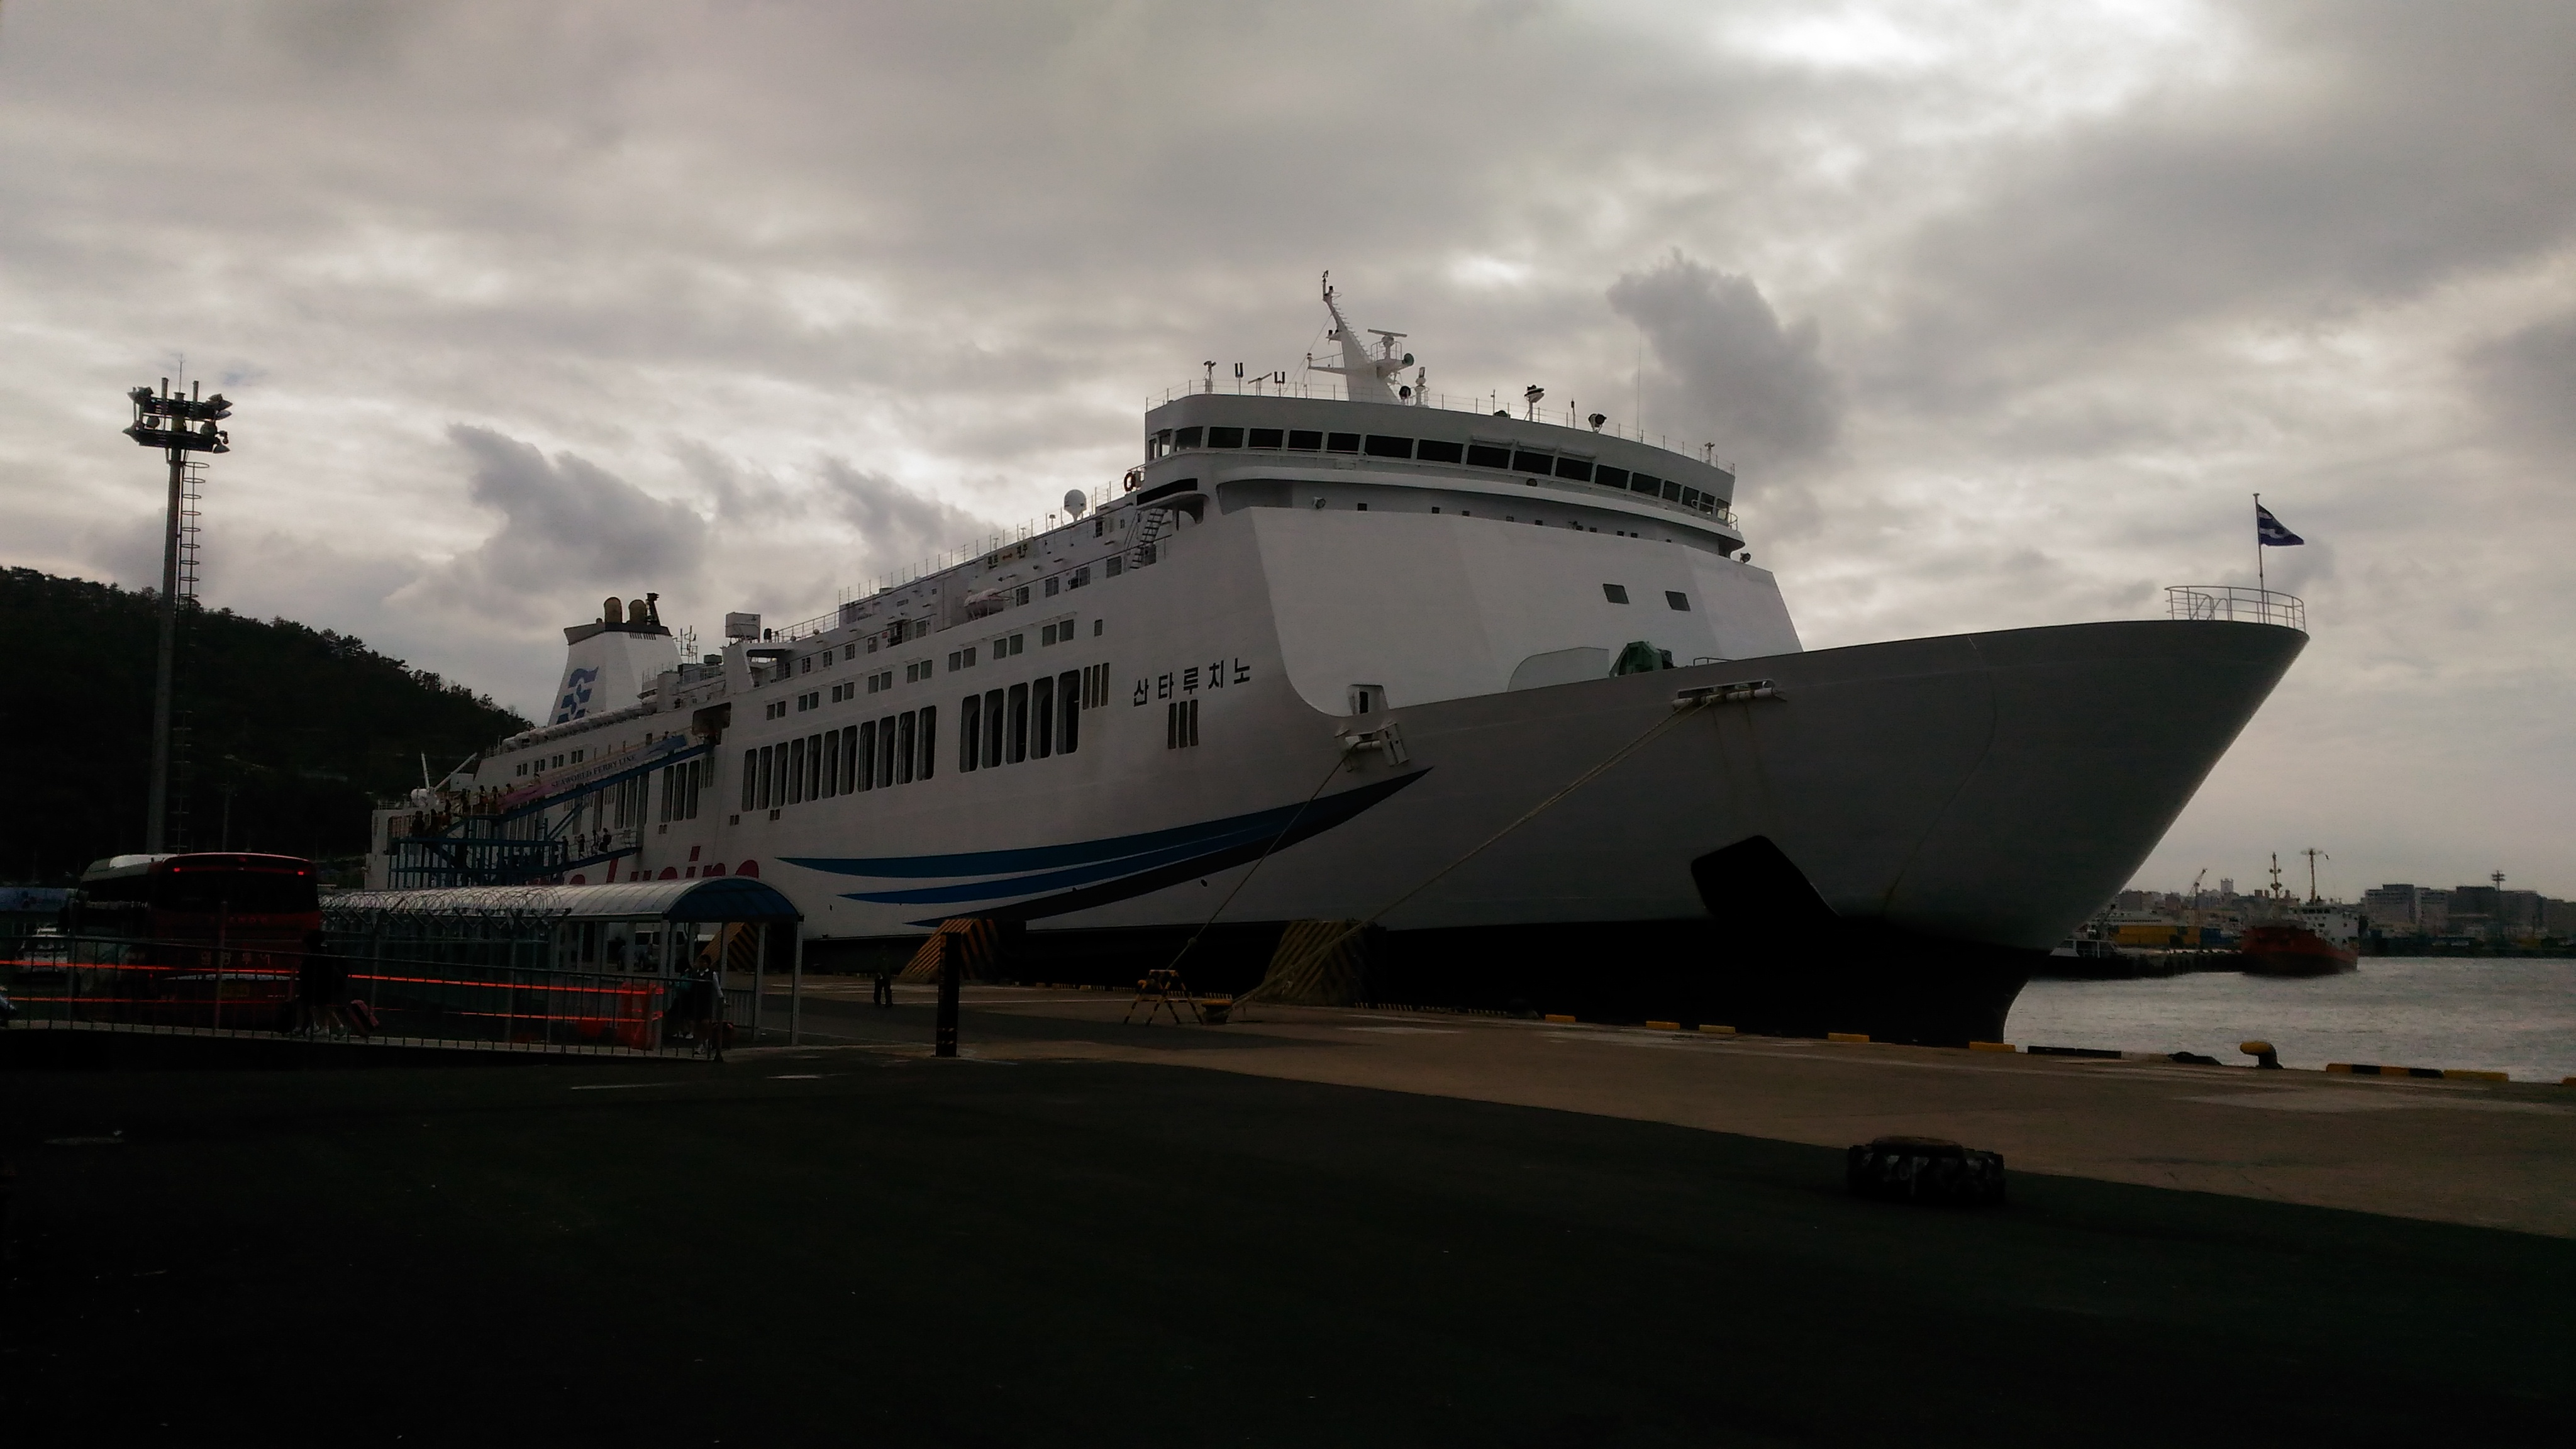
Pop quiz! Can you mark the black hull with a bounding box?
[809,914,2034,1048]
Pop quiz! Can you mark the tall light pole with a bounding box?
[125,379,231,852]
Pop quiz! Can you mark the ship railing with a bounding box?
[2166,585,2305,630]
[1149,376,1729,463]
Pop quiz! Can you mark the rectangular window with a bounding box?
[741,750,757,811]
[1604,584,1630,604]
[1596,465,1630,489]
[1106,556,1123,578]
[808,733,824,798]
[1248,428,1284,448]
[1326,431,1361,453]
[917,705,935,779]
[1415,439,1463,464]
[1206,426,1244,448]
[1363,435,1413,458]
[984,689,1005,768]
[843,725,859,791]
[960,694,982,772]
[1682,487,1702,511]
[1043,576,1059,597]
[1069,566,1089,589]
[896,711,916,784]
[1059,670,1082,753]
[1554,456,1594,482]
[758,745,775,810]
[822,728,839,797]
[1661,479,1682,502]
[1667,591,1691,611]
[1512,449,1553,474]
[1466,443,1512,469]
[1287,429,1322,451]
[1008,682,1030,763]
[947,651,961,671]
[1032,674,1055,758]
[1173,426,1202,448]
[858,721,877,791]
[789,736,806,804]
[879,714,897,787]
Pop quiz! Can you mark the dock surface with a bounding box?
[789,982,2576,1238]
[7,992,2571,1445]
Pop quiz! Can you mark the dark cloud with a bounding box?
[1607,252,1841,472]
[819,457,996,571]
[1881,1,2576,402]
[433,425,706,613]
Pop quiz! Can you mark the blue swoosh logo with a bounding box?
[777,770,1428,918]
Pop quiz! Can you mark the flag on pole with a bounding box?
[2255,503,2303,547]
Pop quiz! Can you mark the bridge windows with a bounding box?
[1287,429,1323,450]
[1326,432,1361,453]
[1248,428,1284,448]
[1416,439,1463,464]
[1553,457,1593,482]
[1206,426,1243,448]
[1466,443,1512,469]
[1363,435,1412,458]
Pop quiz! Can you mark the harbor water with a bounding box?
[2005,956,2576,1082]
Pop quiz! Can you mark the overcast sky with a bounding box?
[4,1,2571,899]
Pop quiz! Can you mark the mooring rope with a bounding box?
[1235,692,1716,1009]
[1157,743,1360,980]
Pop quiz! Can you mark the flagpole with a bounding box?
[2254,491,2264,594]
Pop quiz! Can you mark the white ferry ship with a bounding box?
[367,280,2306,1041]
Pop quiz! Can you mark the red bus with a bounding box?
[66,853,323,1026]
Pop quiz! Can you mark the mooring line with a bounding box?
[1157,744,1361,979]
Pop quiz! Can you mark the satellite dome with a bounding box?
[1063,489,1089,518]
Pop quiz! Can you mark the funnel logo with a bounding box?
[552,666,599,724]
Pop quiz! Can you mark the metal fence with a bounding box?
[2166,584,2305,631]
[1,935,708,1057]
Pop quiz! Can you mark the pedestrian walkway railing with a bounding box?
[0,935,710,1057]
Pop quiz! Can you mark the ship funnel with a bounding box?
[602,596,624,625]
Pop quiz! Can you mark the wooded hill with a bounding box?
[1,568,530,884]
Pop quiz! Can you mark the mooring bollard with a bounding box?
[2240,1039,2280,1070]
[934,931,960,1058]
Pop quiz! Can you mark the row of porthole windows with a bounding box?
[743,709,938,813]
[1152,426,1729,516]
[740,663,1102,809]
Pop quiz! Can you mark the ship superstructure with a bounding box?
[369,280,2305,1040]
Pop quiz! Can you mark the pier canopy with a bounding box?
[325,877,801,975]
